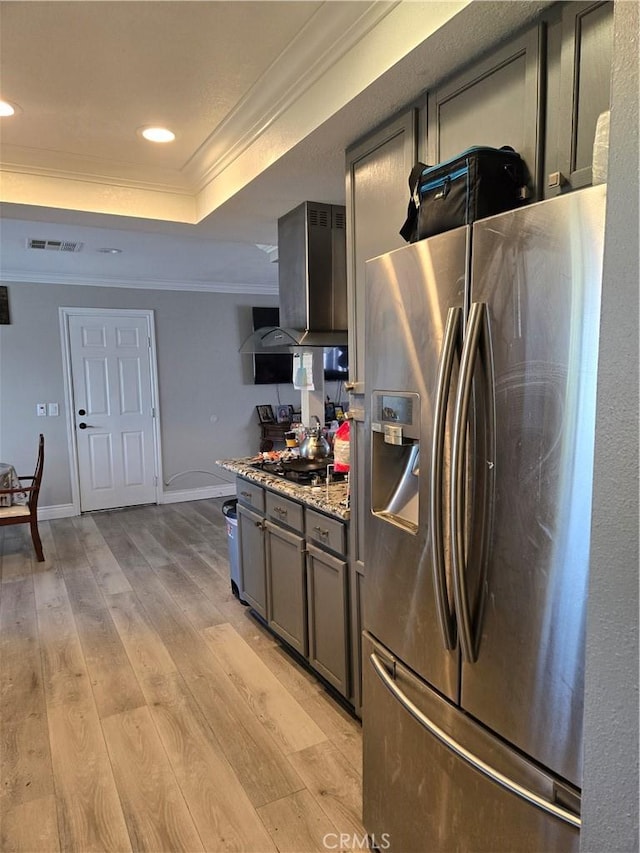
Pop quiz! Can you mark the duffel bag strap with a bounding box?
[499,145,530,199]
[400,161,429,242]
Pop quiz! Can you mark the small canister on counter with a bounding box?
[284,430,298,448]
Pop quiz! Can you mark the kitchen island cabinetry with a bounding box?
[237,479,267,618]
[306,509,349,698]
[220,460,353,708]
[265,492,307,656]
[237,502,267,619]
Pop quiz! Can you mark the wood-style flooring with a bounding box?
[0,499,364,852]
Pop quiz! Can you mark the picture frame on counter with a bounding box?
[276,404,294,424]
[256,404,275,424]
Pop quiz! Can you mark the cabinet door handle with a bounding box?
[274,506,288,517]
[254,520,265,529]
[313,525,329,539]
[240,490,251,499]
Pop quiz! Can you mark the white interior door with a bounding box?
[68,312,158,512]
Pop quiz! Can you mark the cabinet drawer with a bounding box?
[306,508,346,555]
[265,491,304,533]
[237,478,265,513]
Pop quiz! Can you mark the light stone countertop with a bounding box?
[216,458,350,521]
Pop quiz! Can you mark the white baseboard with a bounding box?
[160,484,236,504]
[35,487,235,518]
[38,503,77,520]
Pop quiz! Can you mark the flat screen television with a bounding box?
[323,345,349,381]
[252,307,293,385]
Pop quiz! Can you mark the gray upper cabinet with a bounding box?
[346,109,418,389]
[427,25,544,200]
[555,1,614,192]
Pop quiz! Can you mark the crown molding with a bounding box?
[0,2,397,202]
[0,0,474,224]
[0,269,277,295]
[182,1,399,189]
[0,148,192,193]
[0,168,198,223]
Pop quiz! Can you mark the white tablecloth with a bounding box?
[0,462,28,506]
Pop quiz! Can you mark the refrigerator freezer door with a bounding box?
[362,632,580,853]
[364,227,468,702]
[461,185,606,786]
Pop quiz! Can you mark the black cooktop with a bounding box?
[251,459,347,486]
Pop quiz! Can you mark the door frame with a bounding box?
[59,306,163,515]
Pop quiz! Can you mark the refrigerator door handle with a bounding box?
[430,305,461,650]
[451,300,485,663]
[370,652,581,829]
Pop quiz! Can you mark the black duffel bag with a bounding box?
[400,146,528,243]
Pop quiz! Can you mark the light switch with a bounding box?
[47,402,59,416]
[36,403,47,417]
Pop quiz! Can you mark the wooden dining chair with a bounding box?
[0,434,45,561]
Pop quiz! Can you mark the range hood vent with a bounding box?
[241,201,347,353]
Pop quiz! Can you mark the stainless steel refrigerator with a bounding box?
[362,185,605,852]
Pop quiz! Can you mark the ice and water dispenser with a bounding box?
[370,391,420,532]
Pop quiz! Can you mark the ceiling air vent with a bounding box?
[26,238,83,252]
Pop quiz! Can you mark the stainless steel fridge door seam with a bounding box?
[429,304,462,651]
[450,300,486,663]
[369,650,581,829]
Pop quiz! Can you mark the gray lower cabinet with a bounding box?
[350,562,365,716]
[265,518,307,656]
[306,509,350,698]
[237,501,267,619]
[236,475,353,704]
[264,490,307,656]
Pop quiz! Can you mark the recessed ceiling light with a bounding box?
[97,247,122,254]
[0,100,19,117]
[140,126,175,143]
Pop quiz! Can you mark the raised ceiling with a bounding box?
[0,1,549,293]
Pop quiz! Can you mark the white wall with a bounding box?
[0,282,300,510]
[581,1,639,850]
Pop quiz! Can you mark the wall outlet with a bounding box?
[47,402,59,416]
[36,403,47,417]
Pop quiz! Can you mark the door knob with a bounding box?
[78,408,86,416]
[78,422,96,429]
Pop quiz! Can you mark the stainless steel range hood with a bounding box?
[241,201,347,352]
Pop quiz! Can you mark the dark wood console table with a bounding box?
[260,422,291,450]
